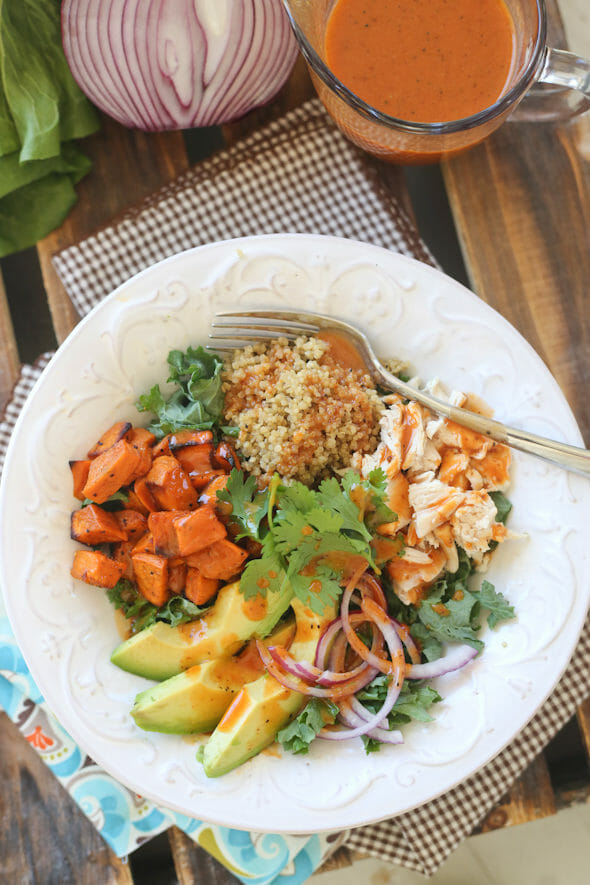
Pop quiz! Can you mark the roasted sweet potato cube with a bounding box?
[200,477,232,515]
[132,532,156,555]
[167,558,187,594]
[145,456,199,511]
[69,459,91,500]
[147,510,184,556]
[198,474,231,513]
[114,509,147,544]
[152,435,172,458]
[131,552,170,607]
[191,469,227,493]
[82,439,142,504]
[169,429,214,449]
[211,441,241,472]
[126,426,156,447]
[87,421,132,458]
[71,550,126,589]
[133,477,158,513]
[184,538,248,581]
[184,567,219,606]
[153,429,214,458]
[174,442,214,475]
[172,506,226,557]
[125,427,155,481]
[71,504,128,545]
[112,541,135,581]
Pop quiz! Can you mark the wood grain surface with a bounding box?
[36,118,189,344]
[0,715,133,885]
[441,0,590,830]
[443,0,590,442]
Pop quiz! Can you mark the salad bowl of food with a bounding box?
[1,234,588,833]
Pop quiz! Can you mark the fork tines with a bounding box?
[208,310,320,351]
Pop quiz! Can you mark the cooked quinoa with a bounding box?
[222,336,383,485]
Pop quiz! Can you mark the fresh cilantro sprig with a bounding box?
[216,469,269,541]
[107,580,209,634]
[220,468,396,615]
[136,345,231,439]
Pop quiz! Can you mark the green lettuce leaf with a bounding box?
[0,0,99,162]
[0,0,99,256]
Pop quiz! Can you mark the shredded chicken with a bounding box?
[354,378,512,605]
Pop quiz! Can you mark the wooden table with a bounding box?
[1,3,589,882]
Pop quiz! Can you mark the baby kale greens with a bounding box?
[278,680,442,756]
[107,580,208,635]
[136,346,231,439]
[400,548,515,655]
[489,490,512,525]
[277,698,339,754]
[383,547,515,658]
[219,467,396,615]
[356,678,442,754]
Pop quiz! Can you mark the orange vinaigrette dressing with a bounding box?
[325,0,516,123]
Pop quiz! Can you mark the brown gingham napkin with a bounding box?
[7,97,590,877]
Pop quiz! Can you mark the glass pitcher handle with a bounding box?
[510,47,590,122]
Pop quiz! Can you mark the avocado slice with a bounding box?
[130,618,296,734]
[110,577,293,681]
[202,599,335,778]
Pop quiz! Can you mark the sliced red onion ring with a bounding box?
[314,612,384,688]
[318,586,406,741]
[267,644,376,689]
[358,572,388,610]
[391,618,422,665]
[406,644,479,679]
[341,583,407,678]
[338,697,404,745]
[256,642,376,699]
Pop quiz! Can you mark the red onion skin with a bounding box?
[61,0,299,131]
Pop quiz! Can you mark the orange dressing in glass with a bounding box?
[325,0,515,123]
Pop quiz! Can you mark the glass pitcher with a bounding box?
[282,0,590,163]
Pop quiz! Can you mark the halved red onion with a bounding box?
[61,0,299,131]
[406,644,479,680]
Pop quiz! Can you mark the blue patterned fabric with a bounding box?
[0,609,338,882]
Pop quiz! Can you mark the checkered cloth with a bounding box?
[3,98,589,878]
[53,100,433,315]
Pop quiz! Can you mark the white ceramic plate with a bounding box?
[1,234,589,833]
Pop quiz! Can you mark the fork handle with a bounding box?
[382,372,590,478]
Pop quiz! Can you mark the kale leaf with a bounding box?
[107,580,207,634]
[277,698,339,754]
[137,346,228,439]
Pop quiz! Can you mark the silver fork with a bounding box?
[209,309,590,478]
